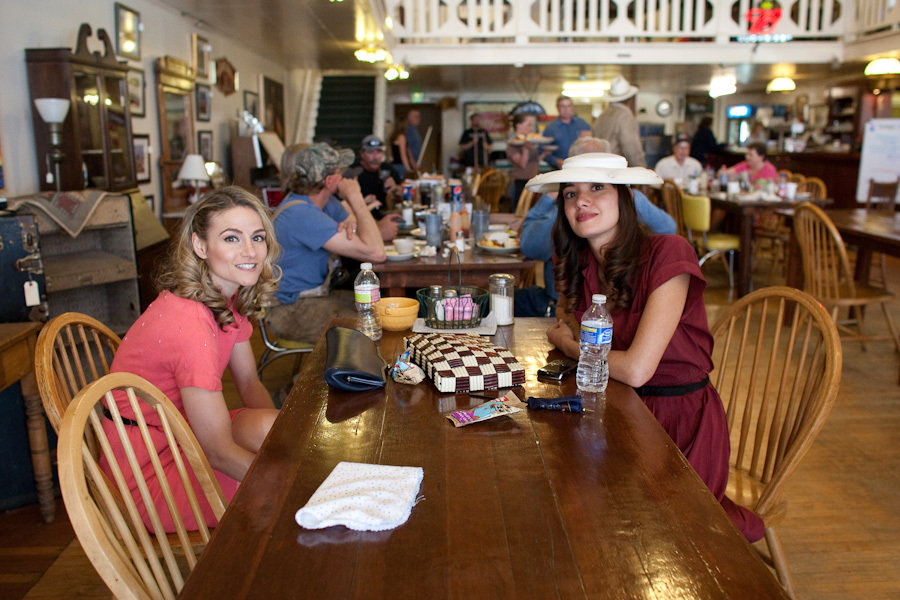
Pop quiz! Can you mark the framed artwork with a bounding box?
[259,75,286,142]
[215,57,237,96]
[195,84,211,122]
[126,67,145,117]
[198,130,213,162]
[144,194,155,213]
[243,90,259,118]
[133,134,151,183]
[114,3,141,60]
[463,101,518,136]
[192,34,211,79]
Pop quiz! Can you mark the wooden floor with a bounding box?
[3,255,900,599]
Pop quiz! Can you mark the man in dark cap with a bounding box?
[655,132,703,183]
[346,134,404,242]
[267,142,386,343]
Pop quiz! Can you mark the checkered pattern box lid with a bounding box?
[404,332,525,393]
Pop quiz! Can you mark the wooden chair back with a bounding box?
[787,173,806,185]
[865,177,900,212]
[35,312,121,433]
[710,286,841,594]
[793,202,857,301]
[514,188,537,219]
[659,179,687,238]
[797,176,826,200]
[776,169,792,180]
[476,169,509,212]
[58,372,227,600]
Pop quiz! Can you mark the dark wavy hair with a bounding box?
[553,184,649,313]
[157,186,281,329]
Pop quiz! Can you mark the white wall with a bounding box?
[0,0,287,199]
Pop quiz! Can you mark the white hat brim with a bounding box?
[525,166,662,194]
[604,84,639,103]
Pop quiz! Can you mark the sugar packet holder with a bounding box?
[446,391,526,427]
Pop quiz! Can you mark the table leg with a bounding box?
[785,227,803,289]
[853,247,874,283]
[21,372,55,523]
[736,212,754,297]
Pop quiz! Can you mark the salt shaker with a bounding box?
[489,273,515,326]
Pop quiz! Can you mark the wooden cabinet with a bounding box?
[11,193,140,334]
[26,24,136,192]
[826,84,861,147]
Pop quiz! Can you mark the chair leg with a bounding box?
[765,526,796,599]
[880,301,900,354]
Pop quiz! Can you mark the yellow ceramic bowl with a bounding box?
[375,297,419,331]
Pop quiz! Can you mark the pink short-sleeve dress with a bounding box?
[100,291,252,532]
[574,235,765,542]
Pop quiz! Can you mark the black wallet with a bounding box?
[323,326,388,391]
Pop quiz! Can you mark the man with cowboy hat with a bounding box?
[592,75,647,167]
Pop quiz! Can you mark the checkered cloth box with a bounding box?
[404,332,525,393]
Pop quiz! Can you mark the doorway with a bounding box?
[394,103,441,175]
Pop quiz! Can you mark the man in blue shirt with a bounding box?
[542,96,591,170]
[515,137,676,317]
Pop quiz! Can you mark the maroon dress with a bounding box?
[574,234,765,542]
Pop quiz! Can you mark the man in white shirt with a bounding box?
[655,132,703,184]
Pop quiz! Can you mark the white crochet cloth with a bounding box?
[295,462,424,531]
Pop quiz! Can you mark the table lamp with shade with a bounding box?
[176,154,210,204]
[33,98,71,193]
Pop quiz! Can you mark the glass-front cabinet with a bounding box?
[26,24,136,191]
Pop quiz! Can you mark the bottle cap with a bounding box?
[361,262,373,270]
[592,294,607,304]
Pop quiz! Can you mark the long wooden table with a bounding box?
[373,247,535,297]
[826,208,900,281]
[180,318,786,599]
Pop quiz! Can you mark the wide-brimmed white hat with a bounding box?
[525,153,662,194]
[604,75,639,102]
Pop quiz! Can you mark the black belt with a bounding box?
[103,408,140,427]
[634,376,710,397]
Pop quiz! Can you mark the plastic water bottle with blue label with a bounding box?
[576,294,613,394]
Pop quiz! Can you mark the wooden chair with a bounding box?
[257,307,313,377]
[681,192,741,288]
[58,372,227,600]
[710,286,842,597]
[776,169,793,180]
[787,172,806,185]
[793,203,900,353]
[659,179,687,238]
[475,169,509,212]
[797,176,826,200]
[864,177,900,289]
[35,312,121,433]
[514,188,537,219]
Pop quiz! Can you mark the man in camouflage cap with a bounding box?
[267,142,386,343]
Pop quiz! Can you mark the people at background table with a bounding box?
[592,75,647,167]
[543,95,591,169]
[390,117,414,179]
[515,137,676,318]
[347,134,404,242]
[719,142,778,186]
[690,116,719,165]
[102,187,281,532]
[506,114,549,210]
[405,108,423,172]
[655,132,703,183]
[268,143,385,344]
[526,153,764,543]
[458,113,493,169]
[745,120,768,147]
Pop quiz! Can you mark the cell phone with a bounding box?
[537,359,576,382]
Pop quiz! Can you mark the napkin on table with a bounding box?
[295,461,424,531]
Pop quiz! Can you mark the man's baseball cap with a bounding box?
[291,142,355,183]
[361,135,385,151]
[674,132,692,146]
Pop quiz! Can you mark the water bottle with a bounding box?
[576,294,613,394]
[354,263,382,341]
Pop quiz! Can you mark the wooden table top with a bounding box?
[179,318,786,599]
[826,208,900,255]
[373,246,533,273]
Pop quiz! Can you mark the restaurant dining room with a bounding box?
[2,0,900,598]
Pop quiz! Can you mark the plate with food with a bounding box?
[508,134,555,146]
[410,227,426,239]
[477,241,521,254]
[385,245,418,261]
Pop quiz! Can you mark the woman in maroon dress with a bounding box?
[525,153,764,542]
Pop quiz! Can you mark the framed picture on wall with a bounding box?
[198,130,213,162]
[133,134,151,183]
[259,75,286,142]
[243,90,259,118]
[126,67,145,117]
[193,34,211,79]
[463,101,518,137]
[114,3,141,60]
[196,84,211,121]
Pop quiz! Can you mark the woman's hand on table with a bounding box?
[547,320,579,359]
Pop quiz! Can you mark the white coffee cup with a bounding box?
[727,180,741,196]
[393,237,415,254]
[785,182,798,200]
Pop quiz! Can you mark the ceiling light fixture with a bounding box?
[864,57,900,76]
[766,76,796,93]
[708,74,737,98]
[385,64,409,81]
[561,80,611,99]
[354,45,388,63]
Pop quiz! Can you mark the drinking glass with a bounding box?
[471,209,491,244]
[425,213,443,247]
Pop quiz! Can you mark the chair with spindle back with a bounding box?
[58,372,227,600]
[659,179,687,239]
[797,176,826,200]
[787,172,806,185]
[710,286,842,597]
[864,177,900,289]
[476,169,509,213]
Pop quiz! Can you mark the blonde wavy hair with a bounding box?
[157,186,281,329]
